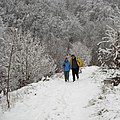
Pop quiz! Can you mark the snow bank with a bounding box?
[86,68,120,120]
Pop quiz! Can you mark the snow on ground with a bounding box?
[0,66,120,120]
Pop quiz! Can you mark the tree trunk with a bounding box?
[25,46,29,84]
[6,45,14,108]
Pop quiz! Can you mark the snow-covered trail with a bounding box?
[1,66,101,120]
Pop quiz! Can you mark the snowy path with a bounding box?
[1,66,101,120]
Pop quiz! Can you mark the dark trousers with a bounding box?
[64,71,69,82]
[72,67,79,82]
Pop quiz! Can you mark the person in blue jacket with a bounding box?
[62,57,70,82]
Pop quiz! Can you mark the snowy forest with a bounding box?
[0,0,120,120]
[0,0,120,92]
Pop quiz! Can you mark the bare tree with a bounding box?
[3,27,17,108]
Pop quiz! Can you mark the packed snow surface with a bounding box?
[0,66,120,120]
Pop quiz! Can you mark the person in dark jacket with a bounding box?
[62,57,70,82]
[70,54,82,82]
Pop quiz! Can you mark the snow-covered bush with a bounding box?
[98,26,120,68]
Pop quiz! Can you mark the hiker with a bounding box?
[70,54,83,82]
[62,57,70,82]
